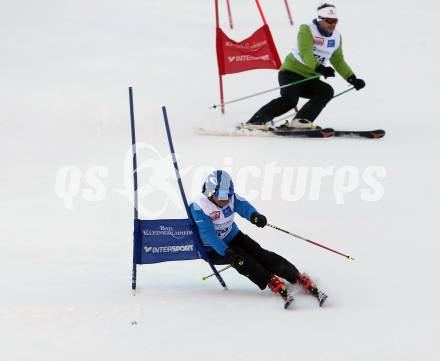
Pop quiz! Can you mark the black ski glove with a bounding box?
[316,64,335,78]
[347,74,365,90]
[225,248,244,267]
[250,212,267,228]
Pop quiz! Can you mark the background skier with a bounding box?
[246,3,365,130]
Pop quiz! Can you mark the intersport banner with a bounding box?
[216,24,281,76]
[134,219,201,264]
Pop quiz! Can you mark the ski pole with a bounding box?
[201,265,232,281]
[333,86,355,99]
[267,224,355,260]
[265,85,354,126]
[209,75,320,110]
[226,0,233,29]
[284,0,294,25]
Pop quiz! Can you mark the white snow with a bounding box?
[1,1,439,360]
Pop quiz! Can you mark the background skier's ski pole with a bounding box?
[262,86,357,125]
[202,265,232,281]
[267,224,355,260]
[333,86,355,99]
[209,75,320,110]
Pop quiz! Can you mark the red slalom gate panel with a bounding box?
[216,25,281,75]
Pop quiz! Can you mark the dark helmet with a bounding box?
[202,170,234,200]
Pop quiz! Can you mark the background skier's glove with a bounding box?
[316,64,335,78]
[225,248,244,267]
[250,212,267,228]
[347,74,366,90]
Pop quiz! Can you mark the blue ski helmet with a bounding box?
[202,170,234,200]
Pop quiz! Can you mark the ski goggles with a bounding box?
[216,189,233,201]
[320,17,338,25]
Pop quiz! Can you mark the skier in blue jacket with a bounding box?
[189,170,327,308]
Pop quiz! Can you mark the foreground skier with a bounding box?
[190,170,327,309]
[246,3,365,130]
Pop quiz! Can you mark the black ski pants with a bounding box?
[208,231,299,290]
[248,70,334,124]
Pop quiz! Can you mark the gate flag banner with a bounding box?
[133,219,201,265]
[216,24,281,75]
[129,88,227,292]
[214,0,281,113]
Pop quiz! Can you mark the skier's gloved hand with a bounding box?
[316,64,335,78]
[225,248,244,268]
[347,75,366,90]
[250,212,267,228]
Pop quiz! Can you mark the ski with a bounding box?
[334,129,385,139]
[236,123,335,138]
[316,290,328,307]
[195,126,385,139]
[274,127,385,139]
[309,285,328,307]
[272,127,335,138]
[280,289,295,309]
[194,126,274,137]
[194,126,333,138]
[284,295,295,309]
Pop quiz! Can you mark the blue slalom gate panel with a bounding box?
[128,87,227,290]
[133,219,202,264]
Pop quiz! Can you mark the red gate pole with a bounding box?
[284,0,294,25]
[226,0,234,29]
[215,0,225,113]
[218,68,225,114]
[255,0,268,25]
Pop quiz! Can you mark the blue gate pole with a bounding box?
[161,106,227,289]
[129,87,139,295]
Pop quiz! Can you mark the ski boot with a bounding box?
[298,273,328,307]
[281,118,317,130]
[268,276,294,309]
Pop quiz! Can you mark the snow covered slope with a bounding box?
[1,1,439,360]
